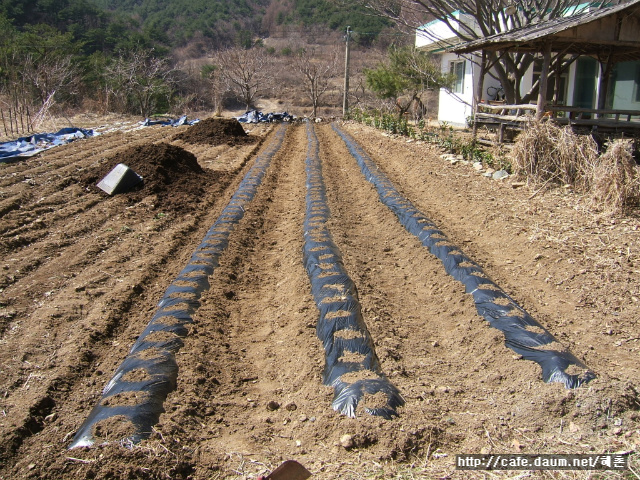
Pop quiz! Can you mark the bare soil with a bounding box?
[0,119,638,479]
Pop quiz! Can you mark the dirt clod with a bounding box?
[266,401,280,411]
[340,434,354,449]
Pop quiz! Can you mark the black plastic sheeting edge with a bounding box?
[69,124,288,449]
[331,123,596,389]
[303,122,404,419]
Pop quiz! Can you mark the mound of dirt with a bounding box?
[82,142,225,214]
[172,117,256,146]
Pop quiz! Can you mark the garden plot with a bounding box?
[0,119,637,479]
[332,123,595,389]
[303,123,403,419]
[70,125,287,448]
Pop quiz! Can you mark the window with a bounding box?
[608,60,640,109]
[450,60,465,93]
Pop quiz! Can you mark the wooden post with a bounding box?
[1,109,7,136]
[472,50,487,141]
[552,54,563,118]
[536,42,552,121]
[597,51,614,118]
[342,26,351,117]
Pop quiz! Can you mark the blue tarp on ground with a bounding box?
[0,127,96,162]
[237,110,294,123]
[140,115,200,127]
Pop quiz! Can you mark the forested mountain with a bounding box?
[0,0,391,51]
[287,0,392,45]
[88,0,269,48]
[85,0,391,47]
[0,0,160,54]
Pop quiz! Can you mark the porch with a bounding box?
[475,103,640,143]
[450,0,640,143]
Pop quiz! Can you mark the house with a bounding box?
[416,0,640,128]
[416,11,483,126]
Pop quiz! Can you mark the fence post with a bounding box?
[1,109,7,136]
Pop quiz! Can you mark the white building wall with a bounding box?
[520,64,534,98]
[438,52,474,126]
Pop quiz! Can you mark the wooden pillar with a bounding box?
[472,50,487,140]
[552,54,563,117]
[596,50,614,117]
[536,42,552,120]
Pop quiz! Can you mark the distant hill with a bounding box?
[85,0,392,48]
[87,0,269,48]
[0,0,392,52]
[284,0,392,45]
[0,0,161,54]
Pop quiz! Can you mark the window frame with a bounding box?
[449,60,465,94]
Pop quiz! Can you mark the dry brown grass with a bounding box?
[511,121,640,215]
[590,139,640,215]
[510,120,599,190]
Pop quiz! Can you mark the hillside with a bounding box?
[86,0,392,47]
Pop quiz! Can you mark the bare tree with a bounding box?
[355,0,618,103]
[1,23,79,113]
[214,47,273,110]
[23,53,78,106]
[201,64,226,115]
[291,46,339,118]
[106,47,176,117]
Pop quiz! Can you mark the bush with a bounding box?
[590,139,640,214]
[348,107,510,172]
[511,121,640,214]
[510,120,598,189]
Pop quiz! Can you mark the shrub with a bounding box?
[510,120,598,190]
[590,139,640,214]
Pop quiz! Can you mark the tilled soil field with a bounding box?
[0,119,638,479]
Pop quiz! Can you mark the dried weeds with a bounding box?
[590,139,640,215]
[511,120,598,190]
[511,121,640,215]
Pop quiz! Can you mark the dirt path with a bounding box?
[0,120,638,479]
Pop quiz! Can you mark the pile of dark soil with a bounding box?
[82,142,226,214]
[172,117,256,146]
